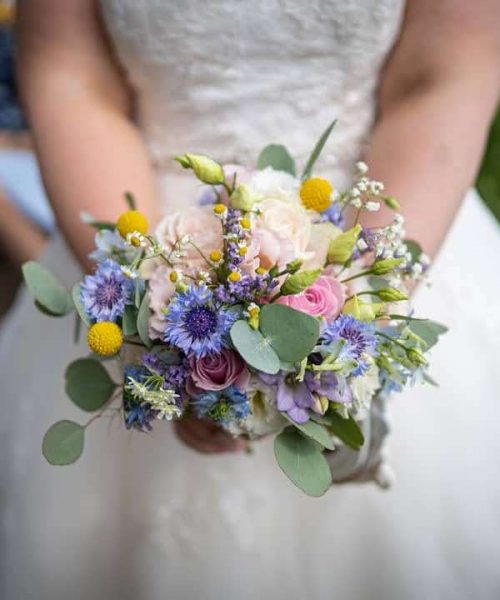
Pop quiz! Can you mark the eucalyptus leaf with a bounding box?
[405,239,423,262]
[407,319,448,349]
[123,304,138,336]
[280,269,321,296]
[260,304,320,362]
[301,119,337,180]
[274,428,332,496]
[327,411,364,450]
[230,320,280,375]
[22,261,73,316]
[257,144,296,176]
[137,291,152,348]
[65,358,116,412]
[42,420,85,466]
[291,418,335,450]
[72,283,91,326]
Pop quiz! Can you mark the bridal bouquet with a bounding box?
[23,122,446,496]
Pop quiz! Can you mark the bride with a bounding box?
[1,1,499,598]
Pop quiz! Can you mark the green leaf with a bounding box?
[257,144,296,176]
[80,212,115,231]
[327,411,364,450]
[291,419,335,450]
[423,372,439,387]
[407,319,448,349]
[22,261,73,316]
[274,428,332,496]
[259,304,320,362]
[73,313,82,344]
[65,358,116,412]
[137,291,152,348]
[42,420,85,466]
[280,269,321,296]
[404,239,423,262]
[123,304,138,336]
[230,320,280,374]
[72,283,91,326]
[301,119,337,180]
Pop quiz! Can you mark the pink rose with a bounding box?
[245,226,296,271]
[186,348,250,395]
[155,205,223,272]
[276,275,345,321]
[148,265,177,339]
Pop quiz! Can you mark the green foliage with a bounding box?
[280,269,321,296]
[301,119,337,180]
[274,427,332,496]
[404,239,423,262]
[22,261,73,316]
[259,304,320,362]
[291,418,335,450]
[124,191,136,210]
[137,291,152,348]
[65,358,116,412]
[257,144,296,176]
[42,420,85,466]
[230,320,280,374]
[477,109,500,222]
[326,411,364,450]
[406,319,448,349]
[122,304,138,336]
[72,283,91,326]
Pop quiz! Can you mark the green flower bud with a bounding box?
[175,281,190,294]
[342,295,376,322]
[376,288,409,302]
[327,224,362,264]
[372,258,404,275]
[175,153,225,185]
[285,258,303,274]
[280,269,321,296]
[269,265,280,278]
[407,348,428,366]
[230,184,257,211]
[383,196,401,210]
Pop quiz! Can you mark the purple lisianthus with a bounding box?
[261,370,352,424]
[80,259,134,322]
[321,315,378,376]
[164,285,237,358]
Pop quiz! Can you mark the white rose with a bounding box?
[248,167,299,203]
[351,363,381,412]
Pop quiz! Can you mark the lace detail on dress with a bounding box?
[99,0,405,188]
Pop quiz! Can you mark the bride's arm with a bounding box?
[17,0,160,270]
[362,0,500,258]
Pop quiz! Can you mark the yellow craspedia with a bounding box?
[228,271,242,282]
[209,249,223,262]
[116,210,149,240]
[87,322,123,357]
[300,178,333,212]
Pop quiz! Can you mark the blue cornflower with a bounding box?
[194,386,251,425]
[322,315,378,376]
[81,259,134,322]
[164,285,237,358]
[319,202,345,228]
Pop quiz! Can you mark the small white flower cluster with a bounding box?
[341,161,384,212]
[125,378,181,421]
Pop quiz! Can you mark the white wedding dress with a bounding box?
[1,1,500,599]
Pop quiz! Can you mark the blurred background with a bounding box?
[0,2,498,319]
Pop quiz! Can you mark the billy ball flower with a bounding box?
[116,210,149,241]
[80,259,134,322]
[164,285,237,358]
[87,321,123,356]
[300,177,333,212]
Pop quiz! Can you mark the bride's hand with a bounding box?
[174,416,247,454]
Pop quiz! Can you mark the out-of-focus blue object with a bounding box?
[0,148,55,234]
[0,24,55,234]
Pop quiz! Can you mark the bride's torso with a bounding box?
[99,0,405,207]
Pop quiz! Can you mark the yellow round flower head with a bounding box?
[238,246,248,257]
[228,271,242,282]
[255,266,268,276]
[87,322,123,357]
[169,270,179,283]
[300,178,333,212]
[209,249,223,262]
[213,203,227,216]
[116,210,149,240]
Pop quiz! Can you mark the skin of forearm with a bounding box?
[23,83,160,272]
[359,61,500,258]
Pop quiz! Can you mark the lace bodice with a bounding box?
[99,0,404,188]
